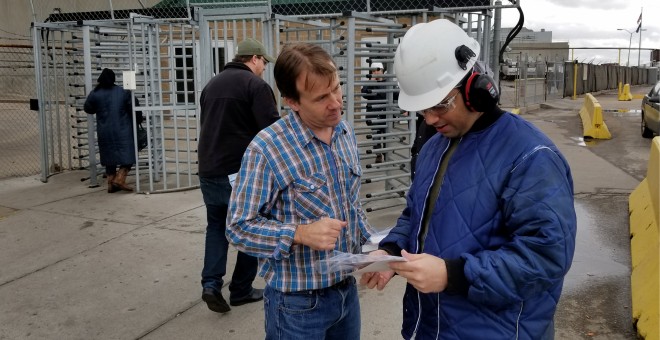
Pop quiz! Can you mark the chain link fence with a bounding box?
[0,44,39,178]
[497,53,566,109]
[5,0,567,182]
[29,0,498,23]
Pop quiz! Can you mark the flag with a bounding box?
[636,12,642,33]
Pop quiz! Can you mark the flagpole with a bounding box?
[637,7,643,67]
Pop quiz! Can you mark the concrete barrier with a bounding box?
[579,93,612,139]
[629,136,660,340]
[618,82,633,101]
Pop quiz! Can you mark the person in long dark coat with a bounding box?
[84,68,137,192]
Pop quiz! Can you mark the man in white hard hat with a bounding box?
[361,19,577,339]
[360,62,389,163]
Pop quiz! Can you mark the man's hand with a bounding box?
[294,217,347,250]
[388,250,448,293]
[359,250,396,291]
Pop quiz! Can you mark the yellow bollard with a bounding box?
[618,83,633,101]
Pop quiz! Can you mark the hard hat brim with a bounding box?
[396,64,473,112]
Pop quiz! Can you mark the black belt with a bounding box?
[284,277,355,296]
[329,276,354,290]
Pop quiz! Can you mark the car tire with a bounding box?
[641,112,654,138]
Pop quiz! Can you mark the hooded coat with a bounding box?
[83,69,136,166]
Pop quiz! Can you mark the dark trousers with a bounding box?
[199,176,258,298]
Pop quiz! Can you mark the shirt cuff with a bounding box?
[378,243,402,257]
[444,258,469,296]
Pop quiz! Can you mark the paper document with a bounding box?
[352,257,406,275]
[228,173,238,188]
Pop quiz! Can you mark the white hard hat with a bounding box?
[371,62,384,70]
[394,19,481,112]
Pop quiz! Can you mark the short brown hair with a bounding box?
[273,43,337,102]
[233,55,253,63]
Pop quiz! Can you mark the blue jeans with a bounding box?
[199,176,258,298]
[264,277,360,340]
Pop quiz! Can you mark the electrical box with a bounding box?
[122,71,136,90]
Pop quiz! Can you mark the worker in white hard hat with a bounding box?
[360,19,577,339]
[361,61,391,163]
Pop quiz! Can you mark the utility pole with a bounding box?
[637,7,643,67]
[617,28,633,67]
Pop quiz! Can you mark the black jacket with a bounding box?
[198,62,280,177]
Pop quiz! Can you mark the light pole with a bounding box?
[617,28,633,67]
[637,28,647,67]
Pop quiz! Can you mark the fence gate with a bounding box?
[31,5,502,201]
[126,16,200,193]
[342,13,412,213]
[198,7,274,92]
[32,23,92,183]
[33,17,201,193]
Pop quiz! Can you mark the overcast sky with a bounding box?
[499,0,659,65]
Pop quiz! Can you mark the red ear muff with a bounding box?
[462,72,480,112]
[460,70,499,112]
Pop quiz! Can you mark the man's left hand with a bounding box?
[388,250,448,293]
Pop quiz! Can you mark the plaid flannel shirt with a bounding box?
[227,110,373,292]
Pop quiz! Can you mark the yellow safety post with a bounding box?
[618,83,633,101]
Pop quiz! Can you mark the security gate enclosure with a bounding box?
[32,3,507,209]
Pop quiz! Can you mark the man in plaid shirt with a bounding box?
[227,43,374,339]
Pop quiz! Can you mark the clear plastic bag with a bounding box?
[361,227,393,252]
[314,250,405,274]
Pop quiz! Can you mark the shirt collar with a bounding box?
[469,106,505,133]
[288,109,348,147]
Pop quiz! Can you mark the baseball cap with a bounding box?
[236,38,275,63]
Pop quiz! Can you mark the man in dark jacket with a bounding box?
[410,113,436,181]
[361,19,576,339]
[197,38,280,313]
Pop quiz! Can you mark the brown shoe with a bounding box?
[112,168,134,192]
[107,174,119,193]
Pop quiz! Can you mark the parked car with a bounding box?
[641,81,660,138]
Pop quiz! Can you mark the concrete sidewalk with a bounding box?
[0,85,652,339]
[0,168,407,340]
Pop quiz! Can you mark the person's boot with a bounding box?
[112,168,134,192]
[107,174,120,193]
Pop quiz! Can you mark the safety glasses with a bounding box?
[420,91,459,117]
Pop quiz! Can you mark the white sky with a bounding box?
[500,0,659,65]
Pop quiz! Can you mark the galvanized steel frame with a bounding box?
[32,4,508,202]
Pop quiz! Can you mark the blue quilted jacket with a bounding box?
[380,111,576,339]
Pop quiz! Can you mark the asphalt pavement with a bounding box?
[0,85,653,339]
